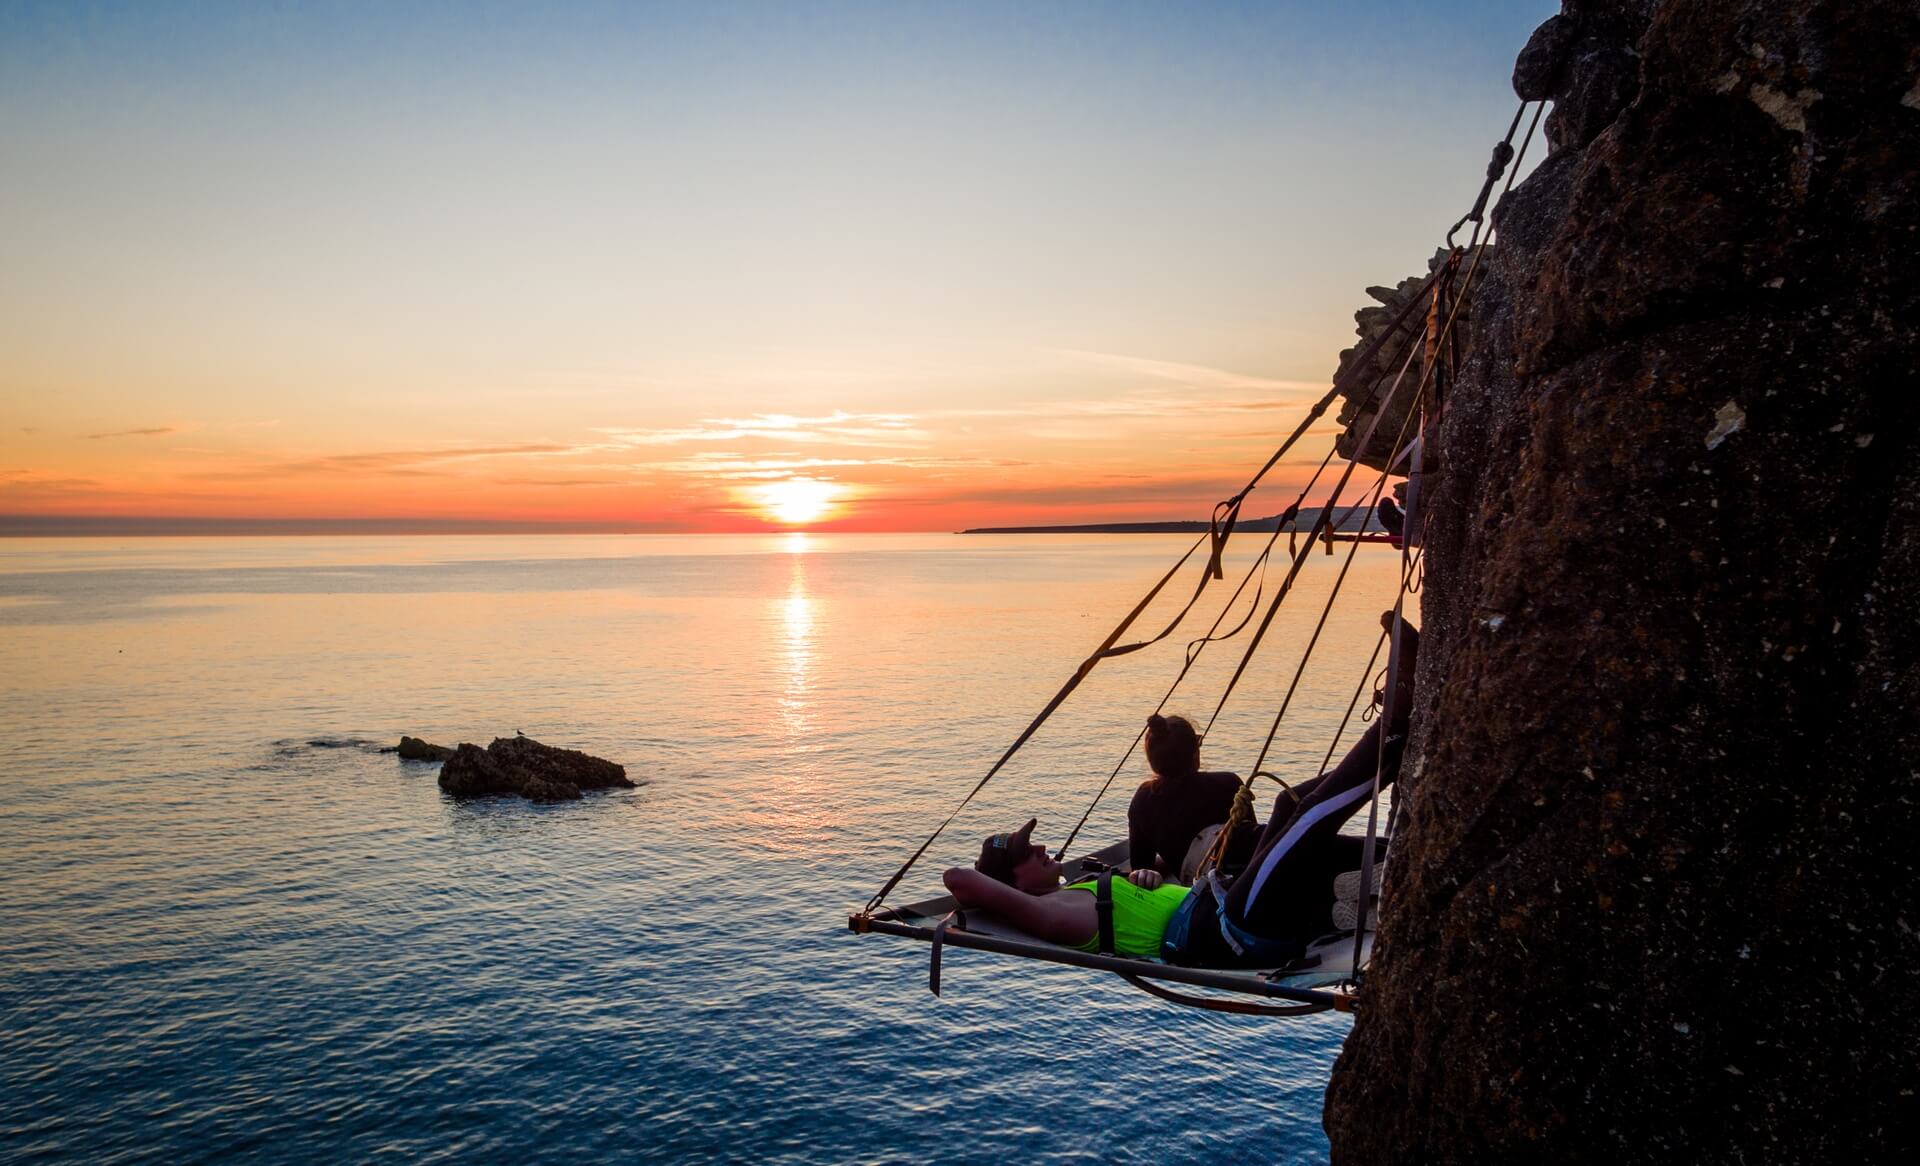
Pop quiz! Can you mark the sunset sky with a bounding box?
[2,1,1551,533]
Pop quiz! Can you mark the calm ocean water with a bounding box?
[0,533,1409,1165]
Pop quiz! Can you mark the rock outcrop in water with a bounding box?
[437,737,633,802]
[1323,1,1920,1162]
[395,736,455,762]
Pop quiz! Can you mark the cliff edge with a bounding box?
[1324,2,1920,1162]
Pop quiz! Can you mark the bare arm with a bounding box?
[1127,806,1158,874]
[941,868,1097,948]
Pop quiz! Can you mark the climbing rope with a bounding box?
[1194,374,1427,879]
[1347,401,1426,985]
[1239,384,1425,784]
[861,265,1446,915]
[1198,325,1427,744]
[1054,446,1344,861]
[1061,289,1433,879]
[1347,100,1543,987]
[857,97,1550,968]
[1448,100,1526,247]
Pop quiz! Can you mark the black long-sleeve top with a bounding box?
[1127,770,1241,875]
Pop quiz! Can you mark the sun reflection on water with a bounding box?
[777,554,814,740]
[744,548,836,852]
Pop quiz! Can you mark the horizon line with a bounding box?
[0,507,1380,538]
[0,515,754,537]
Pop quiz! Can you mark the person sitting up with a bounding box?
[1204,610,1419,962]
[1127,713,1243,881]
[942,818,1188,958]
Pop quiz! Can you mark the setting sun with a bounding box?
[752,477,842,526]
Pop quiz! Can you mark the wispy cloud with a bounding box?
[598,411,928,449]
[645,451,1031,482]
[186,442,576,481]
[1054,350,1324,396]
[935,395,1323,426]
[0,470,105,498]
[489,477,626,487]
[649,454,874,480]
[866,473,1248,511]
[877,455,1032,470]
[85,426,178,440]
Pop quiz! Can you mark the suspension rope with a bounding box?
[1194,386,1424,879]
[1054,446,1344,860]
[860,269,1446,915]
[1240,385,1424,783]
[1320,544,1426,773]
[858,99,1545,922]
[861,532,1209,914]
[1348,100,1542,986]
[1348,399,1426,984]
[1195,205,1486,886]
[1447,100,1525,247]
[1199,328,1426,743]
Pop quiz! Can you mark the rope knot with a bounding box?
[1230,780,1257,825]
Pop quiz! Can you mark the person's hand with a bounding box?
[1127,869,1164,890]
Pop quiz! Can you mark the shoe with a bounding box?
[1331,897,1380,932]
[1333,863,1387,902]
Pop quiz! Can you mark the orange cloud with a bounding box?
[598,411,928,448]
[85,426,178,440]
[184,443,577,480]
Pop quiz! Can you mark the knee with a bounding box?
[1269,791,1299,822]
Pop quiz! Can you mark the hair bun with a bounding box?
[1143,712,1201,781]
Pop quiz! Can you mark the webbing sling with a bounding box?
[1094,871,1117,956]
[929,908,965,996]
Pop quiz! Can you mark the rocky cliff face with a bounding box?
[1331,247,1463,473]
[1324,2,1920,1162]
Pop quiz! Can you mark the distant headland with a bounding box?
[961,505,1385,535]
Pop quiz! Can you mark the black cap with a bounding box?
[974,818,1038,885]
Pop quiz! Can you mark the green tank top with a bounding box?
[1063,877,1193,958]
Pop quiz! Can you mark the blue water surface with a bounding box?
[0,535,1404,1164]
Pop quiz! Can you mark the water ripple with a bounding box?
[0,535,1409,1163]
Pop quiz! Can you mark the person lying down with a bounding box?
[940,812,1350,966]
[941,818,1186,959]
[942,611,1419,967]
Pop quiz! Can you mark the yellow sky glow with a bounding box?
[0,3,1537,533]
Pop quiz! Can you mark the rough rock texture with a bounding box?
[1332,248,1466,473]
[395,735,455,762]
[1512,14,1580,100]
[1325,2,1920,1163]
[437,736,633,802]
